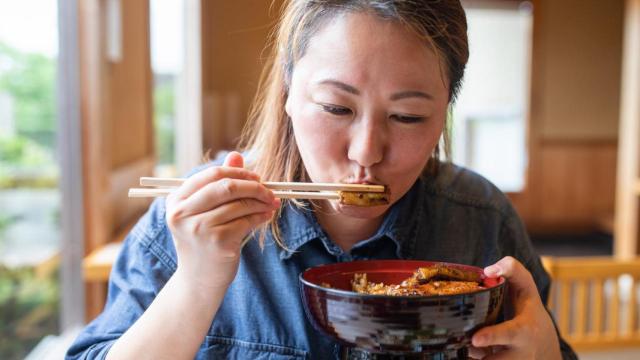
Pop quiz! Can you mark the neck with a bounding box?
[315,209,385,253]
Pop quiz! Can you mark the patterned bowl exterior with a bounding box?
[299,260,506,355]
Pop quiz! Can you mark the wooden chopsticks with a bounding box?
[128,177,385,200]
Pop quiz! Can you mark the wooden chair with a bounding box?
[542,256,640,350]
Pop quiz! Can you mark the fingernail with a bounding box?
[473,334,486,346]
[484,265,502,277]
[272,198,281,207]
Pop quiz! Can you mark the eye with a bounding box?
[320,104,352,116]
[391,114,425,124]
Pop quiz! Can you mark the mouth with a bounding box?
[343,178,384,186]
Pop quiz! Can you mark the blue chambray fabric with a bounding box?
[66,162,577,359]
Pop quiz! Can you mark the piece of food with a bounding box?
[411,263,482,283]
[339,189,390,206]
[351,264,483,296]
[415,280,482,296]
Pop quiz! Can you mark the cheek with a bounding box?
[291,108,347,179]
[383,122,443,201]
[390,120,444,172]
[293,108,332,152]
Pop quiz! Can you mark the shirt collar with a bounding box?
[276,179,426,260]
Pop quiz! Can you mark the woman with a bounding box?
[68,1,576,359]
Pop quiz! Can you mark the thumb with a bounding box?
[484,256,538,304]
[223,151,244,168]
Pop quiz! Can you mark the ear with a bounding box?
[284,95,292,118]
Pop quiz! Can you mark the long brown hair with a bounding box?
[237,0,469,247]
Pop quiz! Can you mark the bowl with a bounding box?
[299,260,506,356]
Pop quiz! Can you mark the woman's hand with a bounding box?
[469,256,562,360]
[108,152,280,360]
[165,151,279,291]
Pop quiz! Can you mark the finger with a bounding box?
[214,210,274,246]
[472,320,522,348]
[484,256,537,300]
[178,179,276,216]
[468,345,490,359]
[201,198,280,226]
[172,166,260,200]
[223,151,244,168]
[482,348,516,360]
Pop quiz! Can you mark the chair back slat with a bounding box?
[627,280,637,335]
[592,279,604,336]
[541,256,640,350]
[559,283,571,335]
[608,282,620,337]
[574,280,588,337]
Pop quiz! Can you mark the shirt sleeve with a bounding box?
[66,199,176,360]
[501,210,578,360]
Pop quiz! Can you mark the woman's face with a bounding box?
[285,12,449,218]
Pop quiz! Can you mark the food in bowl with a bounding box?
[299,260,506,355]
[351,263,483,296]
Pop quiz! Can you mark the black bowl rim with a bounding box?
[299,259,507,300]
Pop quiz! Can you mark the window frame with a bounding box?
[57,0,85,330]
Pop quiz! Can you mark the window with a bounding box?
[0,1,61,358]
[150,0,183,177]
[150,0,202,177]
[453,1,533,192]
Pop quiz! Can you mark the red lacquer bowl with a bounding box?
[299,260,506,356]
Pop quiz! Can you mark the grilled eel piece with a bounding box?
[339,189,390,206]
[408,263,482,284]
[351,264,483,296]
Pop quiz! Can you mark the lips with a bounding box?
[344,178,383,186]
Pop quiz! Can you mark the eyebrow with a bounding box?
[317,79,433,101]
[389,90,433,101]
[318,79,360,95]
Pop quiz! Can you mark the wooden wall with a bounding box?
[200,0,283,155]
[79,0,154,321]
[108,1,154,169]
[534,0,624,140]
[510,0,625,234]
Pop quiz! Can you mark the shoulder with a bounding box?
[422,162,516,218]
[414,163,527,256]
[426,163,542,264]
[414,163,546,278]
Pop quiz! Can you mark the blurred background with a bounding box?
[0,0,639,359]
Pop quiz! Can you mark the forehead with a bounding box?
[293,12,449,96]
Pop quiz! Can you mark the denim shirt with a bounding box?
[67,163,577,359]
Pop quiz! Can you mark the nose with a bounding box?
[347,114,387,168]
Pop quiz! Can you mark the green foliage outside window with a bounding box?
[153,80,176,165]
[0,41,60,358]
[0,132,58,189]
[0,42,58,188]
[0,264,59,360]
[0,42,56,149]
